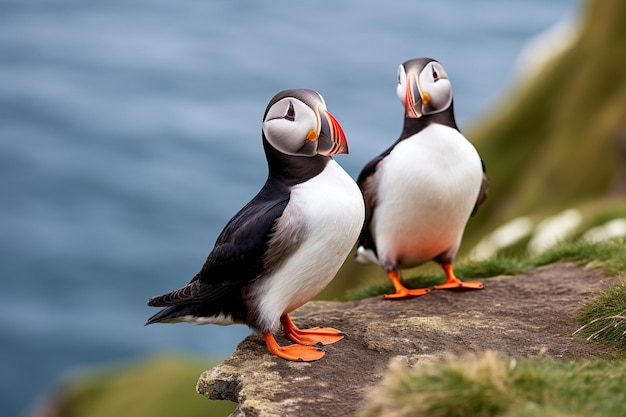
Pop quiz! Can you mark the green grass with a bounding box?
[53,355,236,417]
[359,351,626,417]
[577,283,626,345]
[533,237,626,275]
[347,237,626,301]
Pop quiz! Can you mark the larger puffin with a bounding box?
[146,89,365,361]
[356,58,488,299]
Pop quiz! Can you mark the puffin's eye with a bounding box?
[432,67,439,82]
[284,101,296,121]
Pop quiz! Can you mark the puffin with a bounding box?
[355,58,488,299]
[146,89,365,361]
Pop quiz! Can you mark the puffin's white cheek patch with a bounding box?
[430,80,452,110]
[263,120,308,155]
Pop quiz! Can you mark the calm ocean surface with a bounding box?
[1,1,577,415]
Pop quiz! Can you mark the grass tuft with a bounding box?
[359,351,626,417]
[576,283,626,345]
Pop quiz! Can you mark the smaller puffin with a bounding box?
[146,89,365,361]
[356,58,488,299]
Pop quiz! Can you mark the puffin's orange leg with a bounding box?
[281,314,344,346]
[262,332,325,362]
[384,270,431,299]
[434,263,484,290]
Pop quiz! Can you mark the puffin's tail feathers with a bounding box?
[355,246,380,265]
[147,282,199,307]
[147,280,232,307]
[146,280,237,326]
[145,306,182,326]
[145,304,234,327]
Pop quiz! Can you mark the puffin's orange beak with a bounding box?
[404,72,423,118]
[315,108,348,155]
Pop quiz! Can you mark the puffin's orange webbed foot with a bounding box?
[383,270,431,300]
[263,333,325,362]
[281,315,344,346]
[434,263,484,291]
[383,288,431,299]
[434,280,484,290]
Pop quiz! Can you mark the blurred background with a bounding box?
[7,0,622,416]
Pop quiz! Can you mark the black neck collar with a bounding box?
[399,102,459,140]
[262,135,330,187]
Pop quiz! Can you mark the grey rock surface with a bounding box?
[197,264,615,417]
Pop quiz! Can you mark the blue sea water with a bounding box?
[1,1,578,415]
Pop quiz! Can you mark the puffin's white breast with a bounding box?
[373,124,482,269]
[253,160,364,333]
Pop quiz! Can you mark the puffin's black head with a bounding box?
[262,89,348,157]
[397,58,453,119]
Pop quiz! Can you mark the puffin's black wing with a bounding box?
[471,158,489,216]
[147,185,291,308]
[356,155,383,253]
[356,139,397,253]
